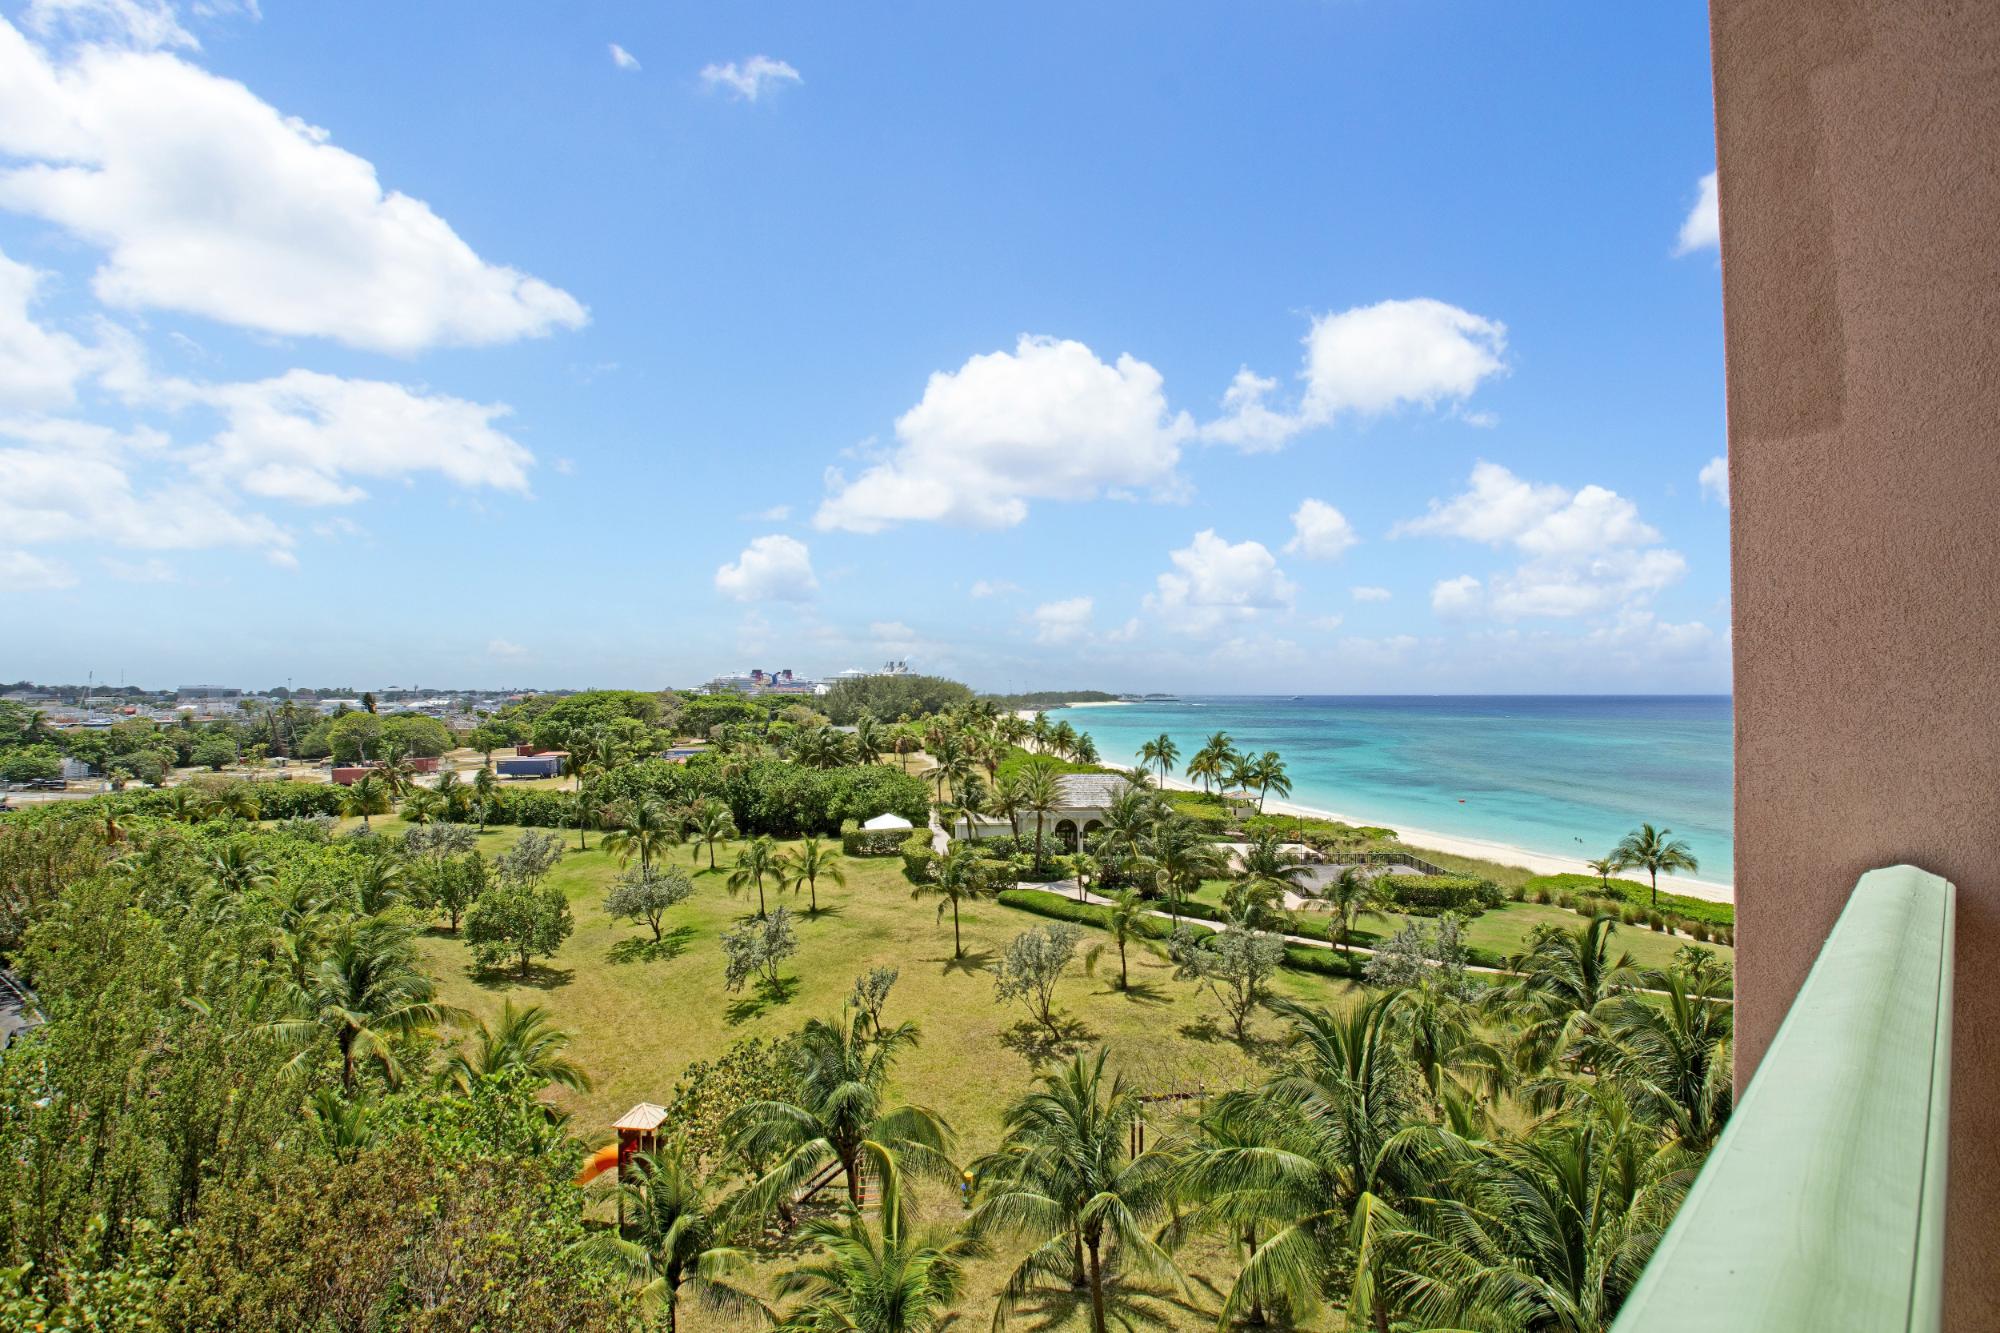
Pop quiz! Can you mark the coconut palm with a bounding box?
[928,735,976,805]
[352,853,407,916]
[728,835,782,918]
[583,1150,763,1333]
[338,772,387,833]
[1136,733,1180,786]
[399,787,443,827]
[1572,970,1733,1152]
[1072,734,1099,765]
[1250,751,1291,812]
[274,916,466,1089]
[375,751,418,801]
[1103,890,1149,991]
[1048,720,1080,761]
[851,713,885,765]
[471,766,499,827]
[990,772,1027,841]
[1490,916,1636,1073]
[1018,758,1062,870]
[770,1205,973,1333]
[969,1048,1181,1333]
[1312,865,1390,955]
[1587,854,1624,893]
[164,786,206,823]
[947,776,989,841]
[910,843,993,959]
[729,1006,955,1213]
[1230,827,1311,929]
[205,842,275,898]
[605,795,681,874]
[1138,816,1227,926]
[690,800,737,871]
[442,998,593,1095]
[1387,974,1511,1119]
[1611,824,1699,907]
[205,783,262,823]
[782,836,846,915]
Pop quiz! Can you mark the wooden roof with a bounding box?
[613,1102,669,1132]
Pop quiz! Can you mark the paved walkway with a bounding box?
[0,969,40,1050]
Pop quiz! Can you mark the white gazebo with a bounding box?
[861,812,915,831]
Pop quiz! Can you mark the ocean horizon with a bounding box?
[1046,695,1734,883]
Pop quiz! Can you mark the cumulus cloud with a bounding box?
[0,434,291,554]
[1030,596,1095,645]
[23,0,193,50]
[1699,454,1728,506]
[168,369,534,505]
[815,335,1191,533]
[1351,585,1392,602]
[1675,171,1720,255]
[608,42,640,71]
[716,534,818,602]
[1284,497,1358,560]
[0,547,78,589]
[1145,529,1296,632]
[0,246,97,409]
[1397,462,1686,620]
[0,18,587,352]
[700,55,801,101]
[1203,299,1508,450]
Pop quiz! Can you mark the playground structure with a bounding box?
[576,1101,668,1190]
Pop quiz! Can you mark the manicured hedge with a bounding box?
[901,829,937,882]
[839,820,915,857]
[1384,874,1504,918]
[996,888,1371,980]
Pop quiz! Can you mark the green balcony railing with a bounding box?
[1611,864,1955,1332]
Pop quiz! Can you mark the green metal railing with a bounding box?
[1612,864,1954,1332]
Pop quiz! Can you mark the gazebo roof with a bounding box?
[862,813,915,830]
[613,1102,669,1132]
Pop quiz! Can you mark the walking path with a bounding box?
[0,969,41,1050]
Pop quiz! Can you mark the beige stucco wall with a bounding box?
[1713,1,1999,1324]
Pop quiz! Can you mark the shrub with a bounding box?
[1384,874,1504,918]
[1533,888,1553,905]
[900,828,937,883]
[1510,885,1528,903]
[1520,873,1733,927]
[840,819,915,857]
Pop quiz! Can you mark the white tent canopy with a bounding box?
[862,813,915,830]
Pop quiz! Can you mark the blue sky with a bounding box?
[0,1,1729,693]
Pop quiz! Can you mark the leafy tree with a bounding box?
[465,879,575,978]
[442,999,592,1095]
[994,923,1082,1036]
[0,744,62,783]
[583,1151,762,1333]
[849,966,899,1032]
[1611,822,1700,907]
[606,864,695,942]
[910,843,993,958]
[728,834,782,918]
[969,1049,1181,1333]
[781,835,846,914]
[494,828,567,891]
[410,848,486,933]
[721,904,799,994]
[190,732,238,771]
[1170,917,1286,1040]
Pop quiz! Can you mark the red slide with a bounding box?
[576,1143,620,1186]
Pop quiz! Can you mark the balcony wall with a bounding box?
[1713,1,2000,1327]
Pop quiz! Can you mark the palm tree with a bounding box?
[471,766,499,828]
[969,1049,1181,1333]
[351,853,406,915]
[1137,733,1180,786]
[400,787,443,826]
[205,842,275,898]
[1250,751,1291,812]
[274,916,466,1089]
[338,772,387,833]
[1587,854,1624,893]
[929,735,975,805]
[1386,974,1510,1118]
[1611,823,1699,907]
[584,1150,762,1333]
[730,1007,955,1213]
[1313,865,1389,955]
[1018,758,1062,870]
[1139,816,1226,926]
[442,998,593,1095]
[690,800,737,871]
[207,783,262,823]
[1172,996,1422,1329]
[1575,970,1733,1152]
[1048,720,1080,761]
[948,776,989,841]
[990,772,1026,842]
[771,1206,972,1333]
[851,713,885,766]
[1103,890,1148,991]
[911,844,993,958]
[728,835,782,918]
[605,795,681,874]
[782,836,846,915]
[1490,916,1635,1072]
[1230,827,1311,929]
[164,786,205,823]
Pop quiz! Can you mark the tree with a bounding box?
[471,766,499,827]
[690,799,736,870]
[467,722,510,769]
[1314,865,1389,955]
[1588,854,1623,892]
[606,865,695,942]
[1230,827,1311,928]
[410,849,486,933]
[399,787,443,826]
[1575,969,1734,1152]
[721,904,799,994]
[1170,917,1286,1040]
[275,916,466,1089]
[465,878,575,979]
[1250,750,1291,812]
[778,835,846,915]
[990,772,1026,841]
[728,834,782,918]
[1103,890,1150,991]
[1018,758,1061,871]
[770,1207,972,1333]
[850,966,899,1033]
[994,923,1082,1036]
[729,1005,955,1213]
[583,1151,762,1333]
[494,828,566,890]
[911,844,993,958]
[603,795,681,873]
[969,1049,1181,1333]
[1611,823,1700,907]
[850,713,885,766]
[338,772,388,832]
[442,1000,592,1095]
[1139,816,1227,926]
[1489,916,1635,1072]
[1137,733,1180,786]
[190,732,237,771]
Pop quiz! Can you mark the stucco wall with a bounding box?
[1713,1,2000,1325]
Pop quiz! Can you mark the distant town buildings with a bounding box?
[702,660,911,698]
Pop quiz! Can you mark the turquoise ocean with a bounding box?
[1046,696,1733,883]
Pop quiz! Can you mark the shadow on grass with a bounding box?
[1101,978,1171,1006]
[1179,1012,1289,1061]
[998,1014,1097,1067]
[934,948,995,977]
[725,975,802,1024]
[797,901,845,920]
[606,925,696,965]
[466,960,575,991]
[1003,1282,1199,1332]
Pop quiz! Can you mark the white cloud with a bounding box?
[715,534,817,602]
[1351,585,1392,602]
[1398,462,1686,620]
[815,334,1192,533]
[24,0,193,50]
[1145,529,1296,631]
[1675,171,1720,255]
[0,547,78,588]
[0,18,587,352]
[748,504,792,522]
[0,437,290,554]
[488,638,526,659]
[700,55,801,102]
[970,579,1021,599]
[1431,574,1482,617]
[171,369,534,505]
[1030,596,1095,645]
[0,246,95,408]
[1284,497,1358,560]
[1699,454,1728,506]
[608,42,640,71]
[1204,299,1508,450]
